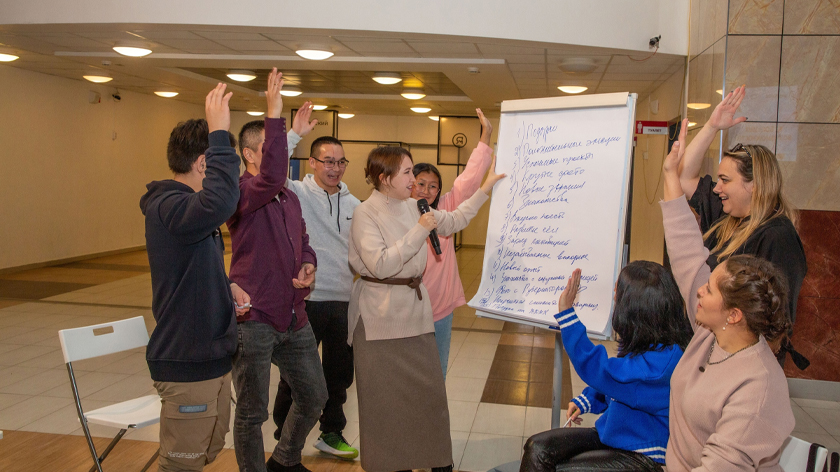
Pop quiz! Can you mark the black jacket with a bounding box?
[139,131,240,382]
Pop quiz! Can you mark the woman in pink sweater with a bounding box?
[411,108,494,377]
[660,136,794,471]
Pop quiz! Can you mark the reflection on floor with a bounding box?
[1,247,838,471]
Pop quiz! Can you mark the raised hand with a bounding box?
[477,108,493,145]
[664,119,688,176]
[205,83,232,132]
[293,101,318,137]
[266,68,285,119]
[707,85,747,131]
[292,263,316,289]
[480,154,507,195]
[557,268,581,312]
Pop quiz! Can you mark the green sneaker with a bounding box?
[314,432,359,460]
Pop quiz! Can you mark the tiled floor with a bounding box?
[0,246,838,471]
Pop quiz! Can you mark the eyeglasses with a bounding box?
[311,157,349,169]
[729,143,752,160]
[414,181,440,194]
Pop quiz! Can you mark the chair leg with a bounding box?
[67,363,104,472]
[87,429,127,472]
[140,450,159,472]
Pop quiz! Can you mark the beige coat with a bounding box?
[347,189,488,344]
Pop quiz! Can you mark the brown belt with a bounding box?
[360,275,423,300]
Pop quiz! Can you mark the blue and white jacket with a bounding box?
[555,307,684,464]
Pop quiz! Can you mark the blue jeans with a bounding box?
[232,321,327,471]
[434,313,453,380]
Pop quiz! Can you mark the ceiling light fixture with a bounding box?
[411,107,431,114]
[372,72,402,85]
[296,49,334,60]
[688,122,698,128]
[558,57,597,74]
[687,103,711,110]
[312,105,328,111]
[716,90,723,95]
[401,88,426,100]
[112,44,152,57]
[558,86,588,94]
[227,70,257,82]
[247,111,265,116]
[83,74,113,83]
[154,91,179,98]
[0,52,19,62]
[280,86,303,97]
[429,116,440,121]
[338,113,355,119]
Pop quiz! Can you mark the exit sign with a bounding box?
[635,120,669,135]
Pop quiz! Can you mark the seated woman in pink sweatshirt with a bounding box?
[410,108,494,377]
[659,128,794,471]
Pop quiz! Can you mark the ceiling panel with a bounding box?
[477,43,545,55]
[407,41,479,54]
[339,40,415,54]
[194,31,270,41]
[221,40,291,52]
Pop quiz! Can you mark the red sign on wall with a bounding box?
[635,120,669,135]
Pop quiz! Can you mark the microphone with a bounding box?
[417,198,442,255]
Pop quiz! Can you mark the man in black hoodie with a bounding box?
[140,83,250,471]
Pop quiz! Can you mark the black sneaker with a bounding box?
[266,457,312,472]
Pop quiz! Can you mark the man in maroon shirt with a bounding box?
[227,69,327,472]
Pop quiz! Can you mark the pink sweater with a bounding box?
[660,197,794,472]
[424,142,493,322]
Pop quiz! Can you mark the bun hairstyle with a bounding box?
[364,146,412,191]
[718,255,791,343]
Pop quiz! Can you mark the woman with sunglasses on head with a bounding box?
[676,86,807,366]
[410,108,494,378]
[661,138,794,471]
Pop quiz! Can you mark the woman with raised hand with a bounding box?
[660,138,794,471]
[348,146,504,472]
[410,108,494,378]
[676,86,807,366]
[520,261,693,472]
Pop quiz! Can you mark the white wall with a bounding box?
[2,0,689,55]
[0,65,209,270]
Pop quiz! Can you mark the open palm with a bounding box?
[708,85,747,130]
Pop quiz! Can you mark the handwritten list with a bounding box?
[469,100,634,335]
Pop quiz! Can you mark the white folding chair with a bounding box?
[59,316,161,472]
[780,435,829,472]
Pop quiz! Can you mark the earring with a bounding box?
[722,321,729,331]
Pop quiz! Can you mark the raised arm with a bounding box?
[662,139,711,327]
[678,86,747,198]
[286,101,317,159]
[438,108,494,210]
[434,155,504,236]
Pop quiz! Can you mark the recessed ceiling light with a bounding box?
[558,86,588,94]
[296,49,334,60]
[558,58,597,74]
[83,74,113,83]
[247,111,265,116]
[154,91,178,98]
[312,105,328,111]
[338,113,355,119]
[0,53,19,62]
[113,45,152,57]
[411,107,431,114]
[227,70,257,82]
[280,86,303,97]
[372,72,402,85]
[716,89,723,95]
[401,89,426,100]
[687,103,711,109]
[429,116,440,121]
[688,122,698,128]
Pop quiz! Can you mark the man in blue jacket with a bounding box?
[140,83,250,471]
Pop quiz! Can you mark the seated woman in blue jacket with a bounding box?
[521,262,694,472]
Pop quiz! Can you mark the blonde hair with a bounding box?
[705,144,798,260]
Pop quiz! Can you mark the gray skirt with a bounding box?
[353,317,452,472]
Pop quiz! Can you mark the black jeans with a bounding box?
[521,428,663,472]
[273,300,354,437]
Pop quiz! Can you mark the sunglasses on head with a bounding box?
[729,143,752,160]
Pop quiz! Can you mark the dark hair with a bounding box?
[238,120,265,166]
[167,119,209,174]
[310,136,343,158]
[412,163,444,209]
[612,261,694,357]
[718,255,790,343]
[365,146,412,191]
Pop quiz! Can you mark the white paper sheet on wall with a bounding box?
[468,93,637,336]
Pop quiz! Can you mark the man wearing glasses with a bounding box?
[274,128,361,460]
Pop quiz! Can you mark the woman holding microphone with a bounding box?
[347,146,503,472]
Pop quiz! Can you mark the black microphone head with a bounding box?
[417,198,430,212]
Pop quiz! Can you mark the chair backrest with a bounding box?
[827,452,839,472]
[780,435,828,472]
[59,316,150,363]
